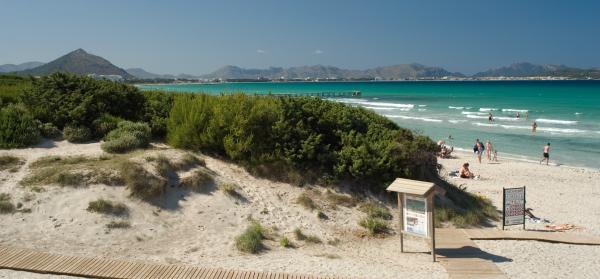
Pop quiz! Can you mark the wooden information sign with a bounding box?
[503,186,526,230]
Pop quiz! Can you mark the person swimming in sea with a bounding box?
[516,112,521,118]
[488,112,494,122]
[532,121,537,133]
[540,143,550,165]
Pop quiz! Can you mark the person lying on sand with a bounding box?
[459,163,479,179]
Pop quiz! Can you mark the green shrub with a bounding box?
[101,121,151,153]
[39,123,61,139]
[296,193,317,211]
[106,220,131,229]
[63,125,92,143]
[121,161,166,200]
[21,73,144,130]
[359,217,389,235]
[235,222,265,253]
[0,193,15,214]
[0,75,32,106]
[0,104,40,148]
[172,153,204,170]
[141,90,174,138]
[154,155,173,178]
[87,198,128,216]
[167,94,438,190]
[279,236,291,248]
[92,114,122,137]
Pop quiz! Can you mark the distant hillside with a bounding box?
[0,62,45,73]
[19,49,133,79]
[474,62,600,78]
[202,64,464,80]
[126,68,200,80]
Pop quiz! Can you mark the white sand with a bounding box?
[440,151,600,278]
[0,141,446,279]
[2,142,599,278]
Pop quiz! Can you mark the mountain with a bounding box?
[19,49,133,79]
[125,68,200,80]
[0,62,45,73]
[202,64,464,80]
[474,62,600,78]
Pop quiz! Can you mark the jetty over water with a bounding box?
[224,90,361,98]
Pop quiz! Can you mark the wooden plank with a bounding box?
[104,260,132,278]
[101,259,127,278]
[142,263,164,279]
[26,253,55,271]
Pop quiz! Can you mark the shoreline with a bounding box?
[133,79,600,86]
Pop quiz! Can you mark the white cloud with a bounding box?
[314,49,324,55]
[256,49,266,54]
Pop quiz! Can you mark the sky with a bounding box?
[1,0,599,75]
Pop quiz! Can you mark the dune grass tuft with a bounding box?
[296,193,317,211]
[359,216,389,235]
[0,155,24,172]
[179,169,213,191]
[325,190,358,207]
[0,193,15,214]
[279,236,291,248]
[219,183,239,197]
[359,202,392,220]
[106,220,131,229]
[121,161,166,200]
[293,228,322,244]
[235,221,265,253]
[87,198,128,216]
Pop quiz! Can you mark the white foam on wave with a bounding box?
[575,112,582,115]
[448,119,468,124]
[536,118,578,125]
[448,106,464,109]
[418,105,427,107]
[465,114,489,119]
[384,114,443,123]
[479,108,497,112]
[340,100,415,109]
[461,111,487,115]
[502,108,528,113]
[362,106,399,111]
[473,122,590,134]
[418,108,427,112]
[493,116,520,121]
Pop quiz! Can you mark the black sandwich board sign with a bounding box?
[502,186,526,230]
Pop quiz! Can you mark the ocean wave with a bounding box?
[502,108,528,112]
[449,106,464,109]
[341,100,415,109]
[493,116,520,121]
[473,122,589,134]
[479,108,497,112]
[418,104,427,107]
[448,119,468,124]
[575,112,582,115]
[384,114,443,123]
[461,111,487,115]
[362,106,399,111]
[535,118,577,125]
[465,114,489,119]
[417,108,427,111]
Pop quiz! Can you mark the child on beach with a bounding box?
[540,143,551,165]
[474,139,484,163]
[485,140,493,161]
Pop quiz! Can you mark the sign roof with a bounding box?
[386,178,443,196]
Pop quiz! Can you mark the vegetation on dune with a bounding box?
[293,228,322,244]
[87,198,128,216]
[434,183,499,227]
[296,193,318,211]
[22,155,125,187]
[279,236,291,248]
[358,202,392,235]
[101,121,151,153]
[0,104,40,148]
[63,125,93,143]
[167,94,437,189]
[120,161,166,200]
[0,155,25,172]
[0,75,32,107]
[39,122,61,139]
[106,220,131,229]
[0,193,15,214]
[219,183,240,197]
[235,221,266,254]
[179,169,213,191]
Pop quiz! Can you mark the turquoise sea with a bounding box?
[139,81,600,169]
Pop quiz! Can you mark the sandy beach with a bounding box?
[1,142,599,278]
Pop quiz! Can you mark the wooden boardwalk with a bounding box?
[435,229,506,279]
[463,228,600,245]
[0,245,351,279]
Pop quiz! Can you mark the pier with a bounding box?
[222,91,361,98]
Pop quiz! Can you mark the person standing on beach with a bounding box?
[540,143,551,165]
[532,121,537,133]
[485,140,493,161]
[488,112,494,122]
[474,139,484,163]
[516,112,520,118]
[525,111,529,120]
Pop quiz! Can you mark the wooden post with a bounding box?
[428,194,436,262]
[398,193,404,252]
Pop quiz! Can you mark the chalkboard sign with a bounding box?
[503,187,526,230]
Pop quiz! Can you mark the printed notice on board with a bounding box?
[504,187,525,226]
[403,195,428,237]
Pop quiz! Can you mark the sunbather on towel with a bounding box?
[459,163,479,179]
